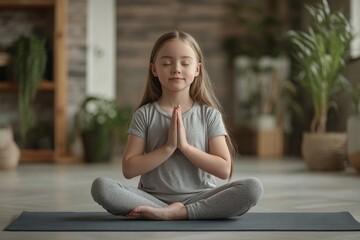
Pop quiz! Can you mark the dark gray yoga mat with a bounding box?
[5,211,360,232]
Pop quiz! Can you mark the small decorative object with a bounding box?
[288,0,352,171]
[347,82,360,173]
[0,126,20,170]
[11,35,47,141]
[73,96,131,163]
[0,50,10,81]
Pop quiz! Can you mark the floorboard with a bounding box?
[1,157,359,239]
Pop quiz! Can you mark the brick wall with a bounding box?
[67,0,87,129]
[116,0,233,115]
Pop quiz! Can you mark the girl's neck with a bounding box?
[158,93,194,113]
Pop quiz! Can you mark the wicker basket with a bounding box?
[301,132,347,171]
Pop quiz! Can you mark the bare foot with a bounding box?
[126,202,188,220]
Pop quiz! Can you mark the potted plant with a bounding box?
[11,35,47,141]
[73,96,131,163]
[288,0,353,171]
[347,82,360,173]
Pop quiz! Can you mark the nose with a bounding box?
[172,63,181,74]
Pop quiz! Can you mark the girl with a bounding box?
[91,31,263,220]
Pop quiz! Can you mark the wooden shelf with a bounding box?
[20,149,54,163]
[0,0,54,8]
[0,80,55,91]
[1,0,69,163]
[20,150,84,163]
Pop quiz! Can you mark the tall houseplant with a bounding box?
[288,0,352,170]
[12,35,47,141]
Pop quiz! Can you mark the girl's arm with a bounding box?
[122,106,178,179]
[177,106,232,180]
[122,135,175,179]
[180,136,232,180]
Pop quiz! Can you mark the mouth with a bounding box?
[169,77,184,81]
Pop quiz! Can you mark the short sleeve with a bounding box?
[127,108,147,139]
[206,107,227,139]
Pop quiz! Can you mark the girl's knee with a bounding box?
[232,178,263,205]
[91,177,129,215]
[247,178,263,202]
[91,177,113,203]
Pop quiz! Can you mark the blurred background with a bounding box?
[0,0,359,165]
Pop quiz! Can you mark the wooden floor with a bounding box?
[1,157,360,240]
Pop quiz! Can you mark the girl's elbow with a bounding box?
[218,161,231,180]
[122,170,134,179]
[122,158,136,179]
[218,169,231,180]
[122,165,138,179]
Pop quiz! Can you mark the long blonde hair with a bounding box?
[138,31,237,179]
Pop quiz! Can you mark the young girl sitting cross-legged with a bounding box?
[91,30,263,220]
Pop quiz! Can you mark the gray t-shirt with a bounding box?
[128,101,227,203]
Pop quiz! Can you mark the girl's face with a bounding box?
[151,39,201,94]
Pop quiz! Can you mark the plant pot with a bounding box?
[0,126,20,170]
[301,132,347,171]
[81,128,113,163]
[347,116,360,173]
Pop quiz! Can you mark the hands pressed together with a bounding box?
[167,105,189,153]
[122,104,193,180]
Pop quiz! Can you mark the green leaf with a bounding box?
[12,35,47,141]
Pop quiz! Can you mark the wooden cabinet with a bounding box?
[0,0,68,163]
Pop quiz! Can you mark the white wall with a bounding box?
[351,0,360,59]
[86,0,116,100]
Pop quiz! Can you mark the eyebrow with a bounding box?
[159,56,194,60]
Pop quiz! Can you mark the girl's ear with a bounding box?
[195,63,201,77]
[151,63,158,77]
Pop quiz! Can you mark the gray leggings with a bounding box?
[91,177,263,220]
